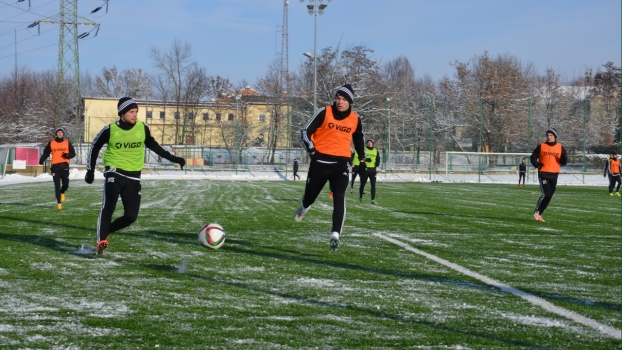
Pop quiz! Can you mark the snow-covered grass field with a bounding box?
[0,178,619,349]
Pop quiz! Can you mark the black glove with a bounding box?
[38,161,44,165]
[308,148,317,160]
[366,158,371,162]
[358,161,367,171]
[537,162,544,169]
[62,153,71,159]
[604,174,606,178]
[85,170,94,184]
[172,156,185,169]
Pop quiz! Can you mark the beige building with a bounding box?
[82,88,289,151]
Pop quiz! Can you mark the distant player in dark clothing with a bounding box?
[603,152,621,196]
[518,158,527,187]
[293,159,300,180]
[294,84,366,251]
[39,127,76,210]
[530,128,568,222]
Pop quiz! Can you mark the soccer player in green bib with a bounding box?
[358,139,380,204]
[85,97,186,255]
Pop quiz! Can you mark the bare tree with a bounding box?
[288,44,388,154]
[591,62,621,146]
[0,68,57,143]
[449,51,532,153]
[256,59,288,164]
[95,66,152,99]
[149,38,195,144]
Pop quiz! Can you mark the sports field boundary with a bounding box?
[373,232,621,339]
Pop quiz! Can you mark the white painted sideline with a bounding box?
[373,232,621,340]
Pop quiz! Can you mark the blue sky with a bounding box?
[0,0,620,87]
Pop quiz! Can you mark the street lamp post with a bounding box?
[235,95,240,175]
[384,97,391,173]
[301,0,331,113]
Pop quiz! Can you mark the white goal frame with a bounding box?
[445,151,535,183]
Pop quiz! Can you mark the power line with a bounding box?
[0,0,56,22]
[0,42,56,60]
[0,0,59,37]
[0,25,56,50]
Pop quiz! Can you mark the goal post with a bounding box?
[445,151,534,183]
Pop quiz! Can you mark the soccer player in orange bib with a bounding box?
[530,128,568,222]
[603,152,621,196]
[39,127,76,210]
[294,84,367,251]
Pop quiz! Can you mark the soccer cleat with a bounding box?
[294,205,309,222]
[533,212,545,222]
[57,203,62,210]
[329,232,340,251]
[350,188,353,194]
[358,197,362,204]
[60,193,66,202]
[329,192,334,199]
[96,239,108,255]
[371,200,377,205]
[610,193,614,197]
[617,192,621,197]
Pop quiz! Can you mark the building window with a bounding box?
[202,112,209,121]
[216,113,221,121]
[146,111,153,119]
[187,112,195,120]
[259,114,266,122]
[159,111,165,119]
[174,111,180,120]
[228,113,234,121]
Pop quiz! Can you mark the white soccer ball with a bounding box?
[198,223,226,249]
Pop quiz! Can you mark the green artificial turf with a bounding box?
[0,180,619,349]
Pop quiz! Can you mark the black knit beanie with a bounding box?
[117,97,138,117]
[335,84,354,104]
[546,128,558,139]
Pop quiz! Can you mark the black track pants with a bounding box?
[350,166,358,189]
[97,172,141,242]
[518,172,525,185]
[608,174,621,193]
[51,166,69,203]
[534,174,557,215]
[301,159,349,234]
[359,168,377,200]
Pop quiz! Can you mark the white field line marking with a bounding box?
[373,232,621,340]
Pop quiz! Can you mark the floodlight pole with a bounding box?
[582,98,588,184]
[313,8,317,112]
[479,98,483,184]
[527,99,531,184]
[302,0,331,113]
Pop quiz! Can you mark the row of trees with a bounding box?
[0,38,619,164]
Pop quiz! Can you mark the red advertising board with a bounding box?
[14,148,40,166]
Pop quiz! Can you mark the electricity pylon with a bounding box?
[36,0,101,129]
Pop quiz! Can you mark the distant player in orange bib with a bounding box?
[294,84,367,251]
[38,127,76,210]
[603,152,621,196]
[530,128,568,222]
